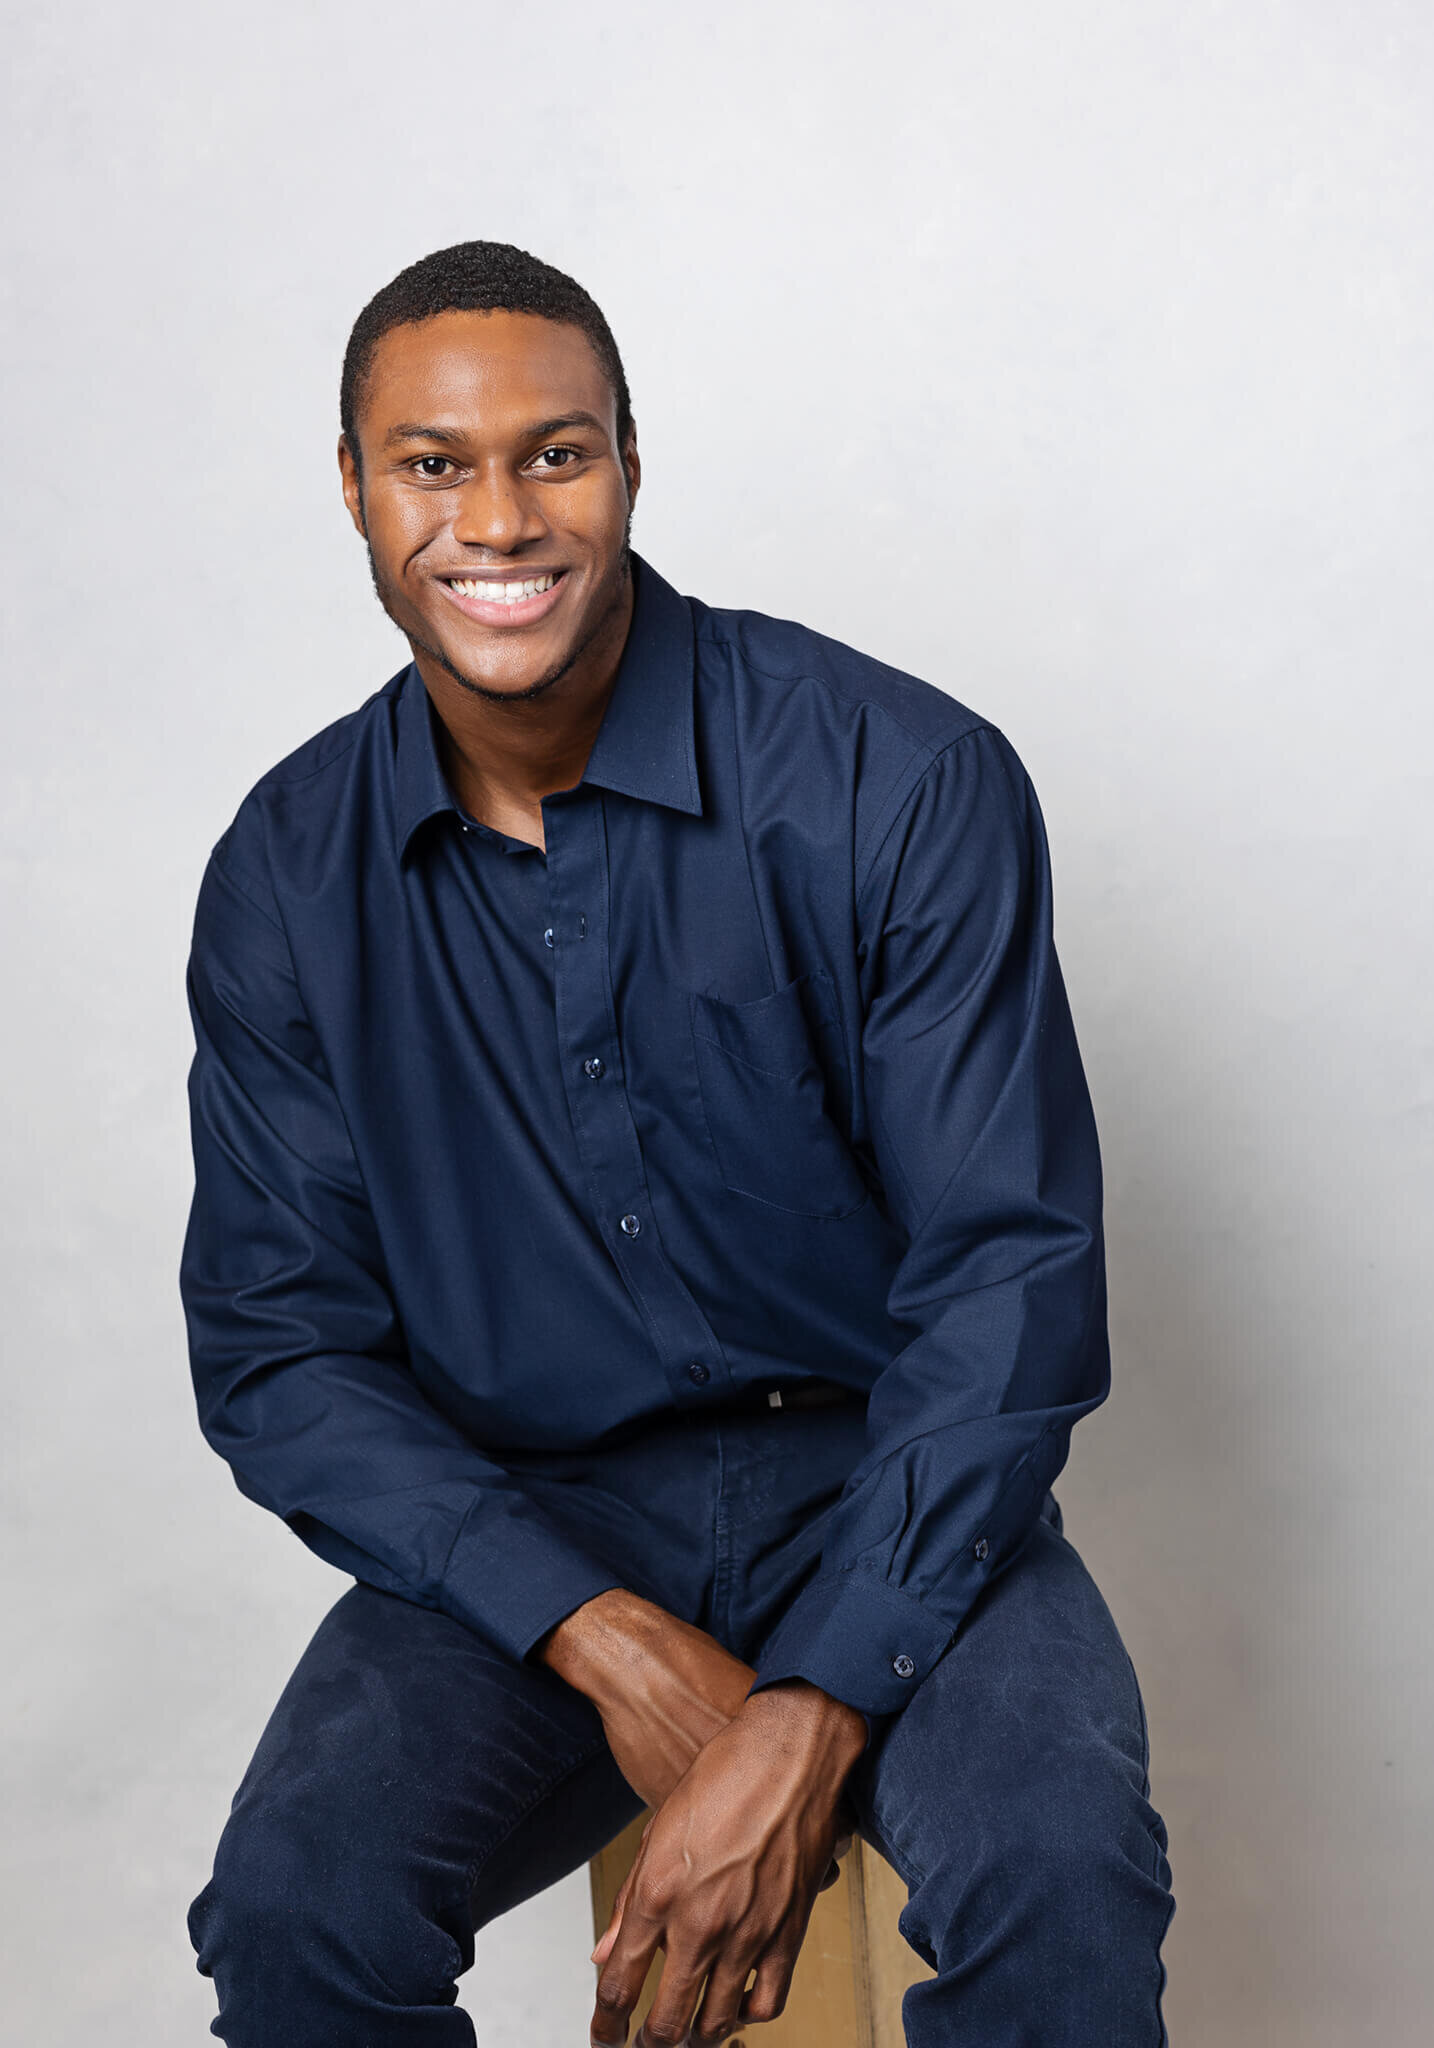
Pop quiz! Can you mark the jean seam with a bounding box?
[355,1735,618,2011]
[711,1424,733,1645]
[1151,1883,1177,2045]
[460,1734,616,1900]
[1115,1634,1173,1913]
[1121,1639,1153,1799]
[846,1769,929,1897]
[851,1817,935,1972]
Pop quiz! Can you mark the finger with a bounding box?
[591,1909,621,1968]
[737,1943,798,2030]
[592,1861,637,1965]
[817,1823,854,1890]
[688,1956,756,2047]
[590,1904,663,2047]
[592,1812,656,1966]
[633,1953,708,2048]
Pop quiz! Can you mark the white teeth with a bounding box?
[449,572,557,603]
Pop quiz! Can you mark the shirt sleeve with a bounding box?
[746,724,1110,1727]
[179,837,627,1666]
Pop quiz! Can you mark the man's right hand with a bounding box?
[534,1590,856,1886]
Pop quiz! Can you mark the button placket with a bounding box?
[546,796,726,1402]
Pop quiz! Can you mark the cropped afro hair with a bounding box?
[340,241,632,466]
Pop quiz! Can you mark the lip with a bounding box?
[436,569,569,630]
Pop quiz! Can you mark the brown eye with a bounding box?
[416,456,452,478]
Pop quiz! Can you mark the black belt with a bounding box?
[717,1379,865,1415]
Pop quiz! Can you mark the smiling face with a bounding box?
[339,308,640,702]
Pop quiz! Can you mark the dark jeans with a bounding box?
[188,1401,1175,2044]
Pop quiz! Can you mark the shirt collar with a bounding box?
[394,552,703,862]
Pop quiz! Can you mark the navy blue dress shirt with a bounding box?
[180,553,1110,1738]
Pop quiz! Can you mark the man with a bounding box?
[180,240,1175,2047]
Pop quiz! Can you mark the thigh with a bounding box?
[206,1579,643,1946]
[845,1500,1162,1904]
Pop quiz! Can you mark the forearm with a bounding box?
[537,1591,867,1831]
[539,1593,864,1741]
[534,1586,675,1704]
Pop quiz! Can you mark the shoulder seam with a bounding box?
[253,718,369,791]
[242,674,399,793]
[695,622,966,754]
[854,724,998,899]
[210,838,285,936]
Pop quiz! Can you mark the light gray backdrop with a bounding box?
[3,3,1430,2042]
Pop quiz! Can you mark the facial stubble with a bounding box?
[364,509,635,707]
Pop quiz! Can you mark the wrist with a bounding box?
[741,1677,869,1773]
[534,1587,670,1701]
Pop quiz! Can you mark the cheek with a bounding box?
[370,499,440,574]
[561,480,631,553]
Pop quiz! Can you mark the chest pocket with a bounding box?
[689,966,870,1219]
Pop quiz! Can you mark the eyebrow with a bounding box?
[382,411,610,450]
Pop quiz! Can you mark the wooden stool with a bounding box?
[589,1809,933,2047]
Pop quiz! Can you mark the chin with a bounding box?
[437,637,569,700]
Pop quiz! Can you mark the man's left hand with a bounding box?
[588,1679,868,2047]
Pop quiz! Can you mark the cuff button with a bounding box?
[892,1654,916,1679]
[973,1538,990,1561]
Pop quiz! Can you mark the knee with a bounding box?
[199,1797,326,1943]
[1006,1761,1166,1902]
[191,1792,468,2008]
[910,1749,1171,1961]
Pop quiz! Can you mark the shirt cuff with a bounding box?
[438,1503,629,1668]
[747,1568,957,1721]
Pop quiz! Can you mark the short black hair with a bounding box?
[340,240,632,465]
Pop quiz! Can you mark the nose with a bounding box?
[450,461,546,555]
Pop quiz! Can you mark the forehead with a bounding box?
[357,309,615,443]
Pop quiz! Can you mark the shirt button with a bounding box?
[584,1056,605,1079]
[619,1213,641,1237]
[687,1361,711,1385]
[973,1538,990,1561]
[543,927,554,948]
[893,1654,916,1679]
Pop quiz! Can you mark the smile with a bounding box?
[438,570,568,628]
[448,572,559,602]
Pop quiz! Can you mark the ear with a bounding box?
[622,422,641,511]
[338,435,367,539]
